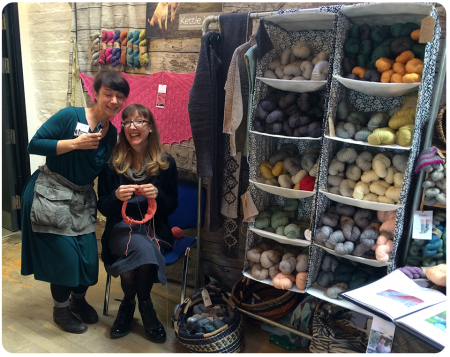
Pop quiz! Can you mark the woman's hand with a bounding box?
[74,132,102,150]
[115,185,139,201]
[136,183,158,199]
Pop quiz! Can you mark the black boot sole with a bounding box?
[110,329,132,339]
[54,319,88,334]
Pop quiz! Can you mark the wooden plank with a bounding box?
[149,38,201,53]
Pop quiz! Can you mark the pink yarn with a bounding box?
[105,48,113,63]
[79,71,195,145]
[377,211,396,223]
[107,30,114,43]
[380,219,395,234]
[374,235,394,262]
[97,30,107,65]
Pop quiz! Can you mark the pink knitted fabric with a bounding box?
[79,71,195,145]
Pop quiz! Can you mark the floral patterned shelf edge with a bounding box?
[251,130,321,141]
[242,270,306,294]
[251,179,316,199]
[319,190,403,211]
[313,243,392,267]
[324,135,411,151]
[249,227,311,247]
[257,76,327,93]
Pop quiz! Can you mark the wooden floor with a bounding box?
[2,234,307,353]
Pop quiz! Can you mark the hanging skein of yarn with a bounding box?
[110,30,121,67]
[97,30,108,65]
[133,30,141,68]
[105,30,114,63]
[126,31,134,67]
[90,32,101,64]
[138,29,150,67]
[119,30,128,66]
[121,194,157,255]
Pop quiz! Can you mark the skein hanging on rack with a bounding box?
[97,30,107,65]
[133,30,141,68]
[126,31,134,67]
[138,29,149,67]
[105,30,114,63]
[119,30,128,66]
[111,30,121,66]
[90,32,101,64]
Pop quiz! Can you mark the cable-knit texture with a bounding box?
[119,30,128,66]
[138,29,149,68]
[97,30,107,65]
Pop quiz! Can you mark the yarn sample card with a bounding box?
[339,270,446,322]
[366,316,395,353]
[156,84,167,108]
[412,210,433,240]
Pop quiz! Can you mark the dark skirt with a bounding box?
[21,170,99,287]
[105,220,167,284]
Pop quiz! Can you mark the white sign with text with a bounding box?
[178,12,221,30]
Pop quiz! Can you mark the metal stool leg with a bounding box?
[180,247,191,305]
[103,273,111,316]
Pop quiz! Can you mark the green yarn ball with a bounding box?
[354,129,372,141]
[283,198,299,211]
[371,44,391,62]
[367,61,376,70]
[411,44,426,59]
[405,22,420,33]
[344,38,360,56]
[284,224,301,239]
[276,226,286,236]
[264,227,276,233]
[359,39,373,56]
[356,54,369,68]
[271,210,288,221]
[257,211,272,220]
[390,23,413,37]
[268,205,282,212]
[271,216,289,229]
[349,24,360,38]
[283,210,296,220]
[406,256,422,266]
[255,217,270,229]
[370,26,389,44]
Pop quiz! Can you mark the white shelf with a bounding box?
[306,285,373,317]
[257,77,327,93]
[334,75,420,98]
[339,3,432,26]
[264,11,335,31]
[251,180,316,199]
[325,135,411,151]
[250,227,311,247]
[250,130,321,141]
[319,190,402,211]
[313,243,392,267]
[243,270,306,294]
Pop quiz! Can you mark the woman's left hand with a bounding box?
[137,183,158,199]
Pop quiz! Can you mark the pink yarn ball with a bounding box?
[380,219,396,234]
[377,211,396,223]
[171,226,184,239]
[376,246,391,262]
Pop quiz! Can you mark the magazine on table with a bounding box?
[338,270,446,350]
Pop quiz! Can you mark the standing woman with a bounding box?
[97,104,178,343]
[21,70,130,334]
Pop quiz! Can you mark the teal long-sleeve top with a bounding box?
[27,106,118,185]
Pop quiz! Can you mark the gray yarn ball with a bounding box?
[335,203,355,217]
[334,241,355,255]
[325,230,345,249]
[317,271,334,288]
[354,209,373,229]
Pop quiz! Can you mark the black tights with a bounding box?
[120,264,156,301]
[50,284,89,303]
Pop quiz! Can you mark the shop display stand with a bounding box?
[400,38,446,267]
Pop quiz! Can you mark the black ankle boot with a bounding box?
[138,299,166,343]
[53,306,88,334]
[110,299,136,339]
[69,296,99,324]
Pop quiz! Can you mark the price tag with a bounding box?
[437,149,445,159]
[87,47,92,60]
[413,210,433,240]
[202,288,212,307]
[419,15,435,43]
[304,229,312,241]
[156,84,167,109]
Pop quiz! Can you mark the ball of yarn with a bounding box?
[336,148,358,164]
[266,109,285,124]
[339,179,356,197]
[272,272,295,290]
[353,181,370,200]
[251,263,269,280]
[260,250,281,268]
[269,263,281,279]
[425,264,446,286]
[171,227,184,239]
[354,209,373,229]
[329,160,345,175]
[308,122,322,138]
[361,170,380,183]
[385,186,401,203]
[278,174,293,188]
[397,266,424,279]
[335,241,355,255]
[325,230,345,249]
[321,213,339,228]
[299,176,315,191]
[247,247,264,262]
[275,65,286,79]
[292,170,308,185]
[368,112,389,131]
[390,36,415,57]
[315,226,333,246]
[368,128,397,145]
[268,60,281,70]
[392,155,408,172]
[284,224,301,239]
[296,272,307,290]
[311,61,329,81]
[317,271,334,288]
[364,69,381,82]
[296,253,309,272]
[336,203,355,217]
[326,283,349,299]
[292,41,311,58]
[372,153,391,178]
[345,164,362,181]
[344,38,360,55]
[255,217,270,230]
[342,57,356,74]
[354,128,372,141]
[321,255,339,272]
[272,161,287,177]
[411,44,425,59]
[396,124,414,147]
[336,122,356,139]
[356,151,373,171]
[300,61,314,80]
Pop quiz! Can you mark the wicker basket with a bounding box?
[174,285,245,353]
[231,277,302,323]
[435,104,446,144]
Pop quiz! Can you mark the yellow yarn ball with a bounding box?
[378,195,395,204]
[353,181,370,200]
[363,193,379,202]
[272,161,287,176]
[388,107,416,130]
[396,124,414,147]
[367,128,397,145]
[260,162,274,179]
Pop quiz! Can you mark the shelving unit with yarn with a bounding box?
[305,2,441,302]
[244,11,337,294]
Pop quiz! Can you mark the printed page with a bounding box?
[341,270,446,320]
[396,301,446,348]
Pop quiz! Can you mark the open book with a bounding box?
[339,270,446,350]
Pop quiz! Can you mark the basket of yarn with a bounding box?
[231,276,301,324]
[174,284,244,353]
[434,104,446,145]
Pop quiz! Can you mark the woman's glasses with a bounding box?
[122,119,149,128]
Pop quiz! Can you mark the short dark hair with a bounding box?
[93,70,130,97]
[122,104,154,123]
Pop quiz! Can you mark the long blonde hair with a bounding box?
[111,104,169,176]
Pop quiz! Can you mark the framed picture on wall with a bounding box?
[146,2,222,38]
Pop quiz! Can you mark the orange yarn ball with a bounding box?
[171,227,184,239]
